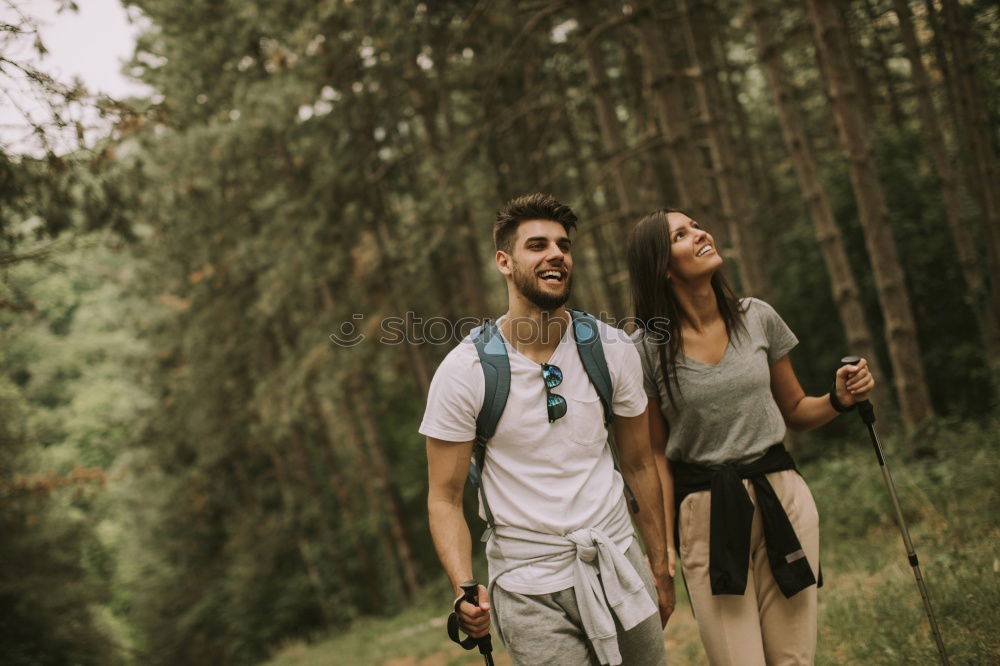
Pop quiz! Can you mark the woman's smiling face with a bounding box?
[666,211,722,282]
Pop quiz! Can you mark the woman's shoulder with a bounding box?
[739,297,780,318]
[740,296,771,309]
[737,298,788,340]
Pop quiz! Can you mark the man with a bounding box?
[421,193,674,665]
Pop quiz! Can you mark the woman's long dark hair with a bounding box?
[626,209,745,408]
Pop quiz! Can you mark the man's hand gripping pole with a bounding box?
[446,580,495,665]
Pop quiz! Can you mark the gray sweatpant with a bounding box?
[490,541,667,666]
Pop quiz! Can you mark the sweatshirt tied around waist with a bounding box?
[486,525,657,666]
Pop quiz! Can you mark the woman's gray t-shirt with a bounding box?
[634,298,798,466]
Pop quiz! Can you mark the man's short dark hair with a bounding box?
[494,193,578,254]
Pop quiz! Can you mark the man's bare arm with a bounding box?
[646,397,676,577]
[613,409,667,571]
[613,407,675,625]
[426,436,490,637]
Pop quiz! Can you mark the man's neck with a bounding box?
[501,298,569,363]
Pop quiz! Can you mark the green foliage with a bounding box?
[0,237,147,665]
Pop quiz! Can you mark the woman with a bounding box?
[626,209,874,666]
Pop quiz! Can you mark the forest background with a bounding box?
[1,0,997,664]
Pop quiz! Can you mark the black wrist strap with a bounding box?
[447,595,478,650]
[829,381,855,413]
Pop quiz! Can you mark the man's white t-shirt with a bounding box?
[419,314,648,594]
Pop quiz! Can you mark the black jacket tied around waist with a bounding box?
[673,443,819,598]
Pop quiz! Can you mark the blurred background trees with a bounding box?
[1,0,997,663]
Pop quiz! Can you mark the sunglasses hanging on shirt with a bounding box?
[541,363,567,423]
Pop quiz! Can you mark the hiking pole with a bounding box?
[840,356,949,665]
[446,580,494,663]
[459,581,495,666]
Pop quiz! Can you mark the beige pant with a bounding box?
[679,469,820,666]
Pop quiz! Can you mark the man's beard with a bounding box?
[511,259,572,311]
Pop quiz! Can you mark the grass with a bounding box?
[265,418,999,665]
[810,417,999,665]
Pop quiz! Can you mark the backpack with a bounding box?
[468,309,639,532]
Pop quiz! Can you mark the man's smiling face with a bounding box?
[506,219,573,311]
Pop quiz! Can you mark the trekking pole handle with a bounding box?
[459,580,480,605]
[840,355,875,425]
[459,580,495,663]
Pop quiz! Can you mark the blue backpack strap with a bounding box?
[471,319,509,530]
[569,309,640,515]
[570,310,614,425]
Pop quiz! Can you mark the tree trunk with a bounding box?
[747,0,889,408]
[592,218,629,317]
[624,30,666,209]
[940,0,1000,323]
[516,51,550,194]
[808,0,935,431]
[325,388,407,604]
[458,203,493,320]
[266,444,338,624]
[432,84,495,320]
[311,390,385,612]
[368,185,433,397]
[713,3,771,205]
[891,0,1000,369]
[862,0,907,126]
[576,1,641,228]
[835,0,878,124]
[407,84,493,321]
[921,0,959,127]
[631,2,713,221]
[561,100,627,313]
[346,372,421,600]
[920,0,990,230]
[678,0,771,299]
[258,331,340,621]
